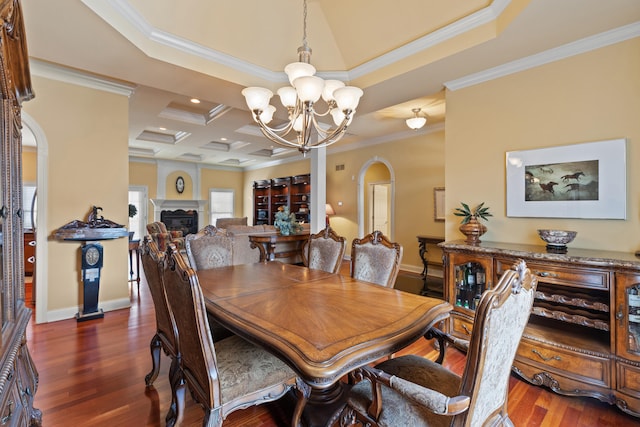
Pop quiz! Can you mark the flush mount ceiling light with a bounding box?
[406,108,427,130]
[241,0,363,155]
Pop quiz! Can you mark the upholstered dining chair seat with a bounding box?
[210,335,297,407]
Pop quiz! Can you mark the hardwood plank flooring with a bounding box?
[24,268,640,426]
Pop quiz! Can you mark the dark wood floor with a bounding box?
[24,267,640,426]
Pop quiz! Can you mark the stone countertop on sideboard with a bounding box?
[439,240,640,272]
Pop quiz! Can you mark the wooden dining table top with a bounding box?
[197,261,452,388]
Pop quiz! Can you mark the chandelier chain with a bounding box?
[302,0,308,51]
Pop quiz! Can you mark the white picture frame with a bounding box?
[506,139,626,219]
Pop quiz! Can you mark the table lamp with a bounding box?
[325,203,336,227]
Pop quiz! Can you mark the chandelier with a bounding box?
[241,0,363,154]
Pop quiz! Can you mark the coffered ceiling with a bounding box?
[21,0,640,168]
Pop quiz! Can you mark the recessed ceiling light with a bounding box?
[190,98,201,104]
[220,137,228,141]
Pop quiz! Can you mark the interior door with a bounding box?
[371,183,390,235]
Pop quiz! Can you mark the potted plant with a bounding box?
[128,204,138,240]
[454,202,491,244]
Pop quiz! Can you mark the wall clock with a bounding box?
[176,176,185,194]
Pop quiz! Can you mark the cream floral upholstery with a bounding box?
[301,227,346,274]
[343,260,537,427]
[184,226,236,343]
[351,230,403,287]
[162,244,308,427]
[185,225,233,271]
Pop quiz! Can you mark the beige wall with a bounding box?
[22,150,37,182]
[445,38,640,252]
[129,160,158,225]
[24,75,130,320]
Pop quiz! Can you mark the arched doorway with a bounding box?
[22,113,49,324]
[357,157,395,239]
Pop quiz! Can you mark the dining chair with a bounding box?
[146,221,185,251]
[351,230,403,288]
[342,259,537,427]
[301,226,347,274]
[184,225,236,342]
[139,236,183,425]
[162,243,309,427]
[185,225,233,271]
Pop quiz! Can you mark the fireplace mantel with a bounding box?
[150,199,207,231]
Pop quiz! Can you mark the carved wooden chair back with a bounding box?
[350,230,403,287]
[162,244,306,427]
[301,227,347,274]
[140,237,183,423]
[185,225,233,271]
[140,236,178,385]
[344,260,537,427]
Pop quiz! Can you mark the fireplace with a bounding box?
[150,199,208,233]
[161,209,198,235]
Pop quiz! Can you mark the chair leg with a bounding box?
[144,334,162,386]
[167,359,185,427]
[203,408,223,427]
[291,378,311,427]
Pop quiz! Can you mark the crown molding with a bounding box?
[85,0,511,85]
[29,58,136,96]
[445,21,640,91]
[349,0,511,80]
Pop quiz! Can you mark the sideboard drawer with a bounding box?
[517,337,611,387]
[495,258,610,290]
[449,314,473,341]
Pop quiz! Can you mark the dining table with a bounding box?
[196,261,452,426]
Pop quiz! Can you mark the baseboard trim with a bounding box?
[45,298,131,323]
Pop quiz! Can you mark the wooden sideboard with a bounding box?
[440,240,640,418]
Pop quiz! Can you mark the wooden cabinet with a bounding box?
[253,180,271,225]
[441,240,640,418]
[0,1,41,425]
[290,174,310,224]
[270,177,290,224]
[253,174,311,225]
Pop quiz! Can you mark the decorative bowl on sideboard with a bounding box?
[537,229,577,252]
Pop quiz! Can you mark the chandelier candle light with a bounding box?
[241,0,363,154]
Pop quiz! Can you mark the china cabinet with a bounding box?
[270,177,290,224]
[0,0,41,425]
[253,180,270,225]
[440,240,640,418]
[290,173,310,223]
[252,174,311,225]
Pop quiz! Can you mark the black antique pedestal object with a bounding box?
[54,206,129,322]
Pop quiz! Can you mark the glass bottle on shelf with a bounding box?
[628,285,640,353]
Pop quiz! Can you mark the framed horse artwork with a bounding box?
[506,138,626,219]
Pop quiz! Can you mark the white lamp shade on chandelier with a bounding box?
[406,108,427,130]
[241,0,363,154]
